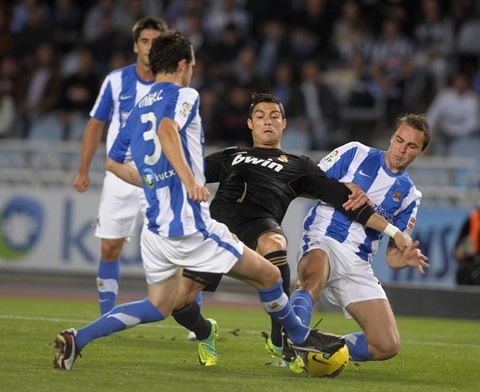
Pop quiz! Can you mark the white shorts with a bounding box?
[299,236,387,318]
[141,219,244,285]
[95,172,147,239]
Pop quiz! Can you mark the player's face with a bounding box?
[386,123,425,172]
[134,28,162,68]
[247,102,287,148]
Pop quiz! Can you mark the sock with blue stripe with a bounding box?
[345,332,373,361]
[264,251,290,347]
[76,298,165,350]
[257,281,309,345]
[97,259,120,315]
[290,290,313,326]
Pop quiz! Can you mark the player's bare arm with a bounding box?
[386,238,430,274]
[363,212,424,255]
[105,158,142,187]
[73,118,106,192]
[158,117,209,202]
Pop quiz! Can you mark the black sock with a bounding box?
[264,251,290,347]
[172,301,211,340]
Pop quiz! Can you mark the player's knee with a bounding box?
[256,232,287,255]
[370,338,400,360]
[101,239,124,260]
[261,261,282,287]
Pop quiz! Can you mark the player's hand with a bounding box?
[73,173,90,192]
[342,182,372,210]
[186,182,210,202]
[402,240,430,275]
[392,230,413,251]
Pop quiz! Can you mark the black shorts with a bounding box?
[182,269,223,292]
[212,207,285,249]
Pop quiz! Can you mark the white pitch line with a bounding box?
[1,314,479,349]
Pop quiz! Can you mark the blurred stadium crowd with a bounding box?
[1,0,480,154]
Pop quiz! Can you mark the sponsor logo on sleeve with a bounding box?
[180,102,192,118]
[323,149,339,163]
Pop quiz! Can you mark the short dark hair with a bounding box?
[396,113,431,151]
[149,31,193,74]
[132,16,168,42]
[248,92,286,119]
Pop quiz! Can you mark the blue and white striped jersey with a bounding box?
[303,142,421,262]
[90,64,155,154]
[109,82,210,238]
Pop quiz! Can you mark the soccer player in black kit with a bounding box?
[172,93,414,371]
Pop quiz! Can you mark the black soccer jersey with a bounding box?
[205,147,364,225]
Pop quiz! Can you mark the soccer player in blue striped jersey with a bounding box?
[291,114,431,362]
[53,31,345,371]
[72,16,203,319]
[73,16,168,315]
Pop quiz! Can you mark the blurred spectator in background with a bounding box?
[18,41,62,138]
[426,72,480,155]
[85,12,131,75]
[331,0,362,65]
[256,19,287,78]
[299,59,344,151]
[414,0,454,94]
[473,58,480,95]
[291,0,335,61]
[114,0,164,37]
[200,87,222,146]
[0,78,15,138]
[454,205,480,285]
[371,18,415,126]
[10,0,50,33]
[58,48,100,140]
[204,0,249,38]
[270,62,310,152]
[285,25,318,66]
[82,0,126,42]
[11,0,52,67]
[230,46,265,90]
[0,54,23,107]
[0,5,13,57]
[216,85,252,146]
[175,11,207,53]
[270,62,303,118]
[203,23,245,94]
[50,0,84,55]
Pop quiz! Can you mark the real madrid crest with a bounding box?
[278,154,288,163]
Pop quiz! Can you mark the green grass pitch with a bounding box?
[0,296,479,392]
